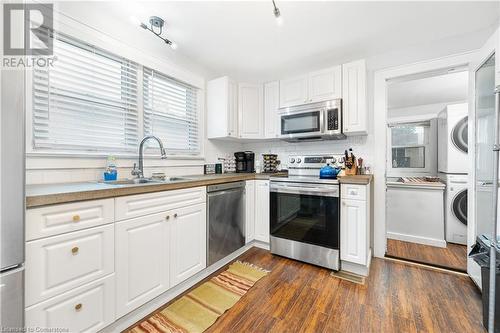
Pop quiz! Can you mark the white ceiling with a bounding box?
[387,71,469,109]
[59,1,499,81]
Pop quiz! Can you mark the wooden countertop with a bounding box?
[25,173,373,208]
[338,174,373,185]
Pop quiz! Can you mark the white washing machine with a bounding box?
[439,173,468,245]
[438,103,468,174]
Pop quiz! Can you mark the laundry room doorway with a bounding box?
[383,67,469,272]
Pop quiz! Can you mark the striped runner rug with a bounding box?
[127,261,269,333]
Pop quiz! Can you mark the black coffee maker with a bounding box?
[234,151,255,173]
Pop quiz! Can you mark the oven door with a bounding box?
[270,182,340,250]
[280,109,324,139]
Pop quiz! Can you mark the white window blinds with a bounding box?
[143,67,200,154]
[32,31,139,152]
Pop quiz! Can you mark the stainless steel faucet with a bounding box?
[131,135,167,178]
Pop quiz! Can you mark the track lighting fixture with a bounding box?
[135,16,177,50]
[272,0,283,26]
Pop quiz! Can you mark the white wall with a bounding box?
[25,3,229,185]
[26,3,494,184]
[387,101,465,123]
[243,28,487,170]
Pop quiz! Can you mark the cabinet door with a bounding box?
[228,78,239,138]
[264,81,280,138]
[170,203,207,286]
[279,75,308,108]
[308,66,342,103]
[25,275,115,333]
[340,199,367,265]
[207,76,238,138]
[245,181,255,243]
[26,225,114,306]
[238,83,263,138]
[342,59,367,135]
[115,212,170,317]
[254,180,270,243]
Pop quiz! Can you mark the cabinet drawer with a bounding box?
[26,225,114,306]
[25,274,115,333]
[341,184,366,201]
[26,199,114,241]
[115,186,206,221]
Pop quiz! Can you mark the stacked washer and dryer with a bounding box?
[438,103,469,245]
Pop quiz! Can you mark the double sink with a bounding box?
[98,177,192,187]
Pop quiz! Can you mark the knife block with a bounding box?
[344,165,358,176]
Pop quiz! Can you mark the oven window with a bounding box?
[270,191,339,249]
[281,111,321,134]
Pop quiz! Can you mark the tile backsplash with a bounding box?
[242,135,374,170]
[26,165,203,185]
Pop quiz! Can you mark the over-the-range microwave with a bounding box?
[278,99,346,142]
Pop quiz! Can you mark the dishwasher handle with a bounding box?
[207,181,245,193]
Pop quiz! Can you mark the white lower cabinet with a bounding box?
[25,274,115,333]
[115,211,171,318]
[245,180,256,243]
[115,187,207,318]
[340,199,367,265]
[340,184,370,268]
[170,203,207,286]
[26,224,114,306]
[254,180,270,243]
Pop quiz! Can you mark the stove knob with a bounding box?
[290,158,295,163]
[296,158,302,163]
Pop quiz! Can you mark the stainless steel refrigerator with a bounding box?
[0,67,25,328]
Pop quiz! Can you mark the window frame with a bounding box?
[26,30,204,160]
[386,120,436,176]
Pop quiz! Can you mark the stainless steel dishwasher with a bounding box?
[207,181,246,266]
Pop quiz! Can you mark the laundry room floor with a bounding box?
[385,239,468,272]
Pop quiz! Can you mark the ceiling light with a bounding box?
[138,16,177,50]
[272,0,282,25]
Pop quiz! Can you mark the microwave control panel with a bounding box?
[327,108,339,131]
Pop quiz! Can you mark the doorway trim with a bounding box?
[373,51,477,258]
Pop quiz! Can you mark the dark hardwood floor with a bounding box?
[386,239,468,272]
[126,247,484,333]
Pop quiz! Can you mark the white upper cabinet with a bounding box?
[342,59,367,135]
[207,76,238,139]
[264,81,280,139]
[279,75,309,108]
[238,83,264,138]
[308,66,342,103]
[279,67,341,108]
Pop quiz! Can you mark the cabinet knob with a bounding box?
[75,303,82,311]
[72,215,81,222]
[166,215,170,220]
[174,213,178,218]
[71,246,79,255]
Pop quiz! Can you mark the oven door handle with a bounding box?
[270,183,339,197]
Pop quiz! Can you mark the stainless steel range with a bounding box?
[269,154,344,270]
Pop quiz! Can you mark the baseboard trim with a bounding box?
[383,255,468,276]
[100,242,265,332]
[387,232,446,248]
